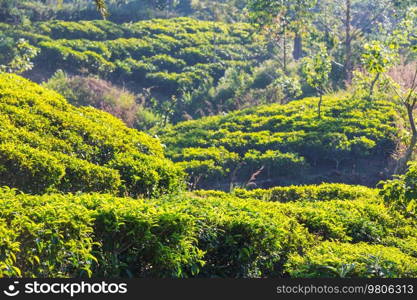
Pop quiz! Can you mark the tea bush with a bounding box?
[0,188,203,278]
[1,183,416,278]
[4,18,267,98]
[280,199,400,243]
[286,241,417,278]
[232,183,378,202]
[195,184,414,244]
[162,195,315,277]
[0,74,184,197]
[0,188,312,278]
[156,184,417,277]
[0,18,273,122]
[162,96,397,189]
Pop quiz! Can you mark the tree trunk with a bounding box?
[344,0,352,83]
[283,31,287,73]
[395,134,417,175]
[293,33,303,60]
[395,105,417,174]
[318,92,323,119]
[369,73,380,99]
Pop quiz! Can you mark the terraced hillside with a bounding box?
[0,47,416,280]
[0,74,183,196]
[2,18,267,97]
[161,95,398,190]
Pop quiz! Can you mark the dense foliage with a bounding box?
[0,17,272,121]
[1,181,416,278]
[1,0,417,280]
[380,161,417,218]
[161,95,398,189]
[194,183,378,203]
[0,74,183,197]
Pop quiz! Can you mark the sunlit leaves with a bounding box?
[361,41,397,75]
[302,45,332,92]
[0,74,184,197]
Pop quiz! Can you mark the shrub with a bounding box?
[156,195,314,277]
[194,185,413,245]
[56,154,121,194]
[147,54,187,72]
[242,149,308,178]
[0,184,416,278]
[2,18,270,122]
[108,152,185,198]
[0,74,183,197]
[0,143,65,194]
[85,195,203,278]
[0,187,96,277]
[161,96,397,189]
[382,236,417,258]
[281,199,397,243]
[233,183,378,203]
[380,161,417,218]
[134,106,164,131]
[0,189,204,278]
[286,241,417,278]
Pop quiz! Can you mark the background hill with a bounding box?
[1,18,273,123]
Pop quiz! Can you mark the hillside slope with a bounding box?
[3,18,267,96]
[0,74,183,196]
[161,95,398,190]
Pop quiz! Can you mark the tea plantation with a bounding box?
[2,18,267,97]
[161,95,398,189]
[1,179,416,278]
[0,69,416,279]
[1,0,417,281]
[0,74,183,197]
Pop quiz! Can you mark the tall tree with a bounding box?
[360,6,417,174]
[302,44,332,118]
[387,7,417,174]
[361,40,397,99]
[313,0,412,83]
[94,0,108,18]
[247,0,317,73]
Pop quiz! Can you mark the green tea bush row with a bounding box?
[157,190,417,277]
[162,96,397,189]
[194,184,411,244]
[286,241,417,278]
[0,74,183,197]
[1,183,416,278]
[0,188,312,278]
[232,183,378,202]
[1,18,281,123]
[0,188,203,278]
[3,18,267,100]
